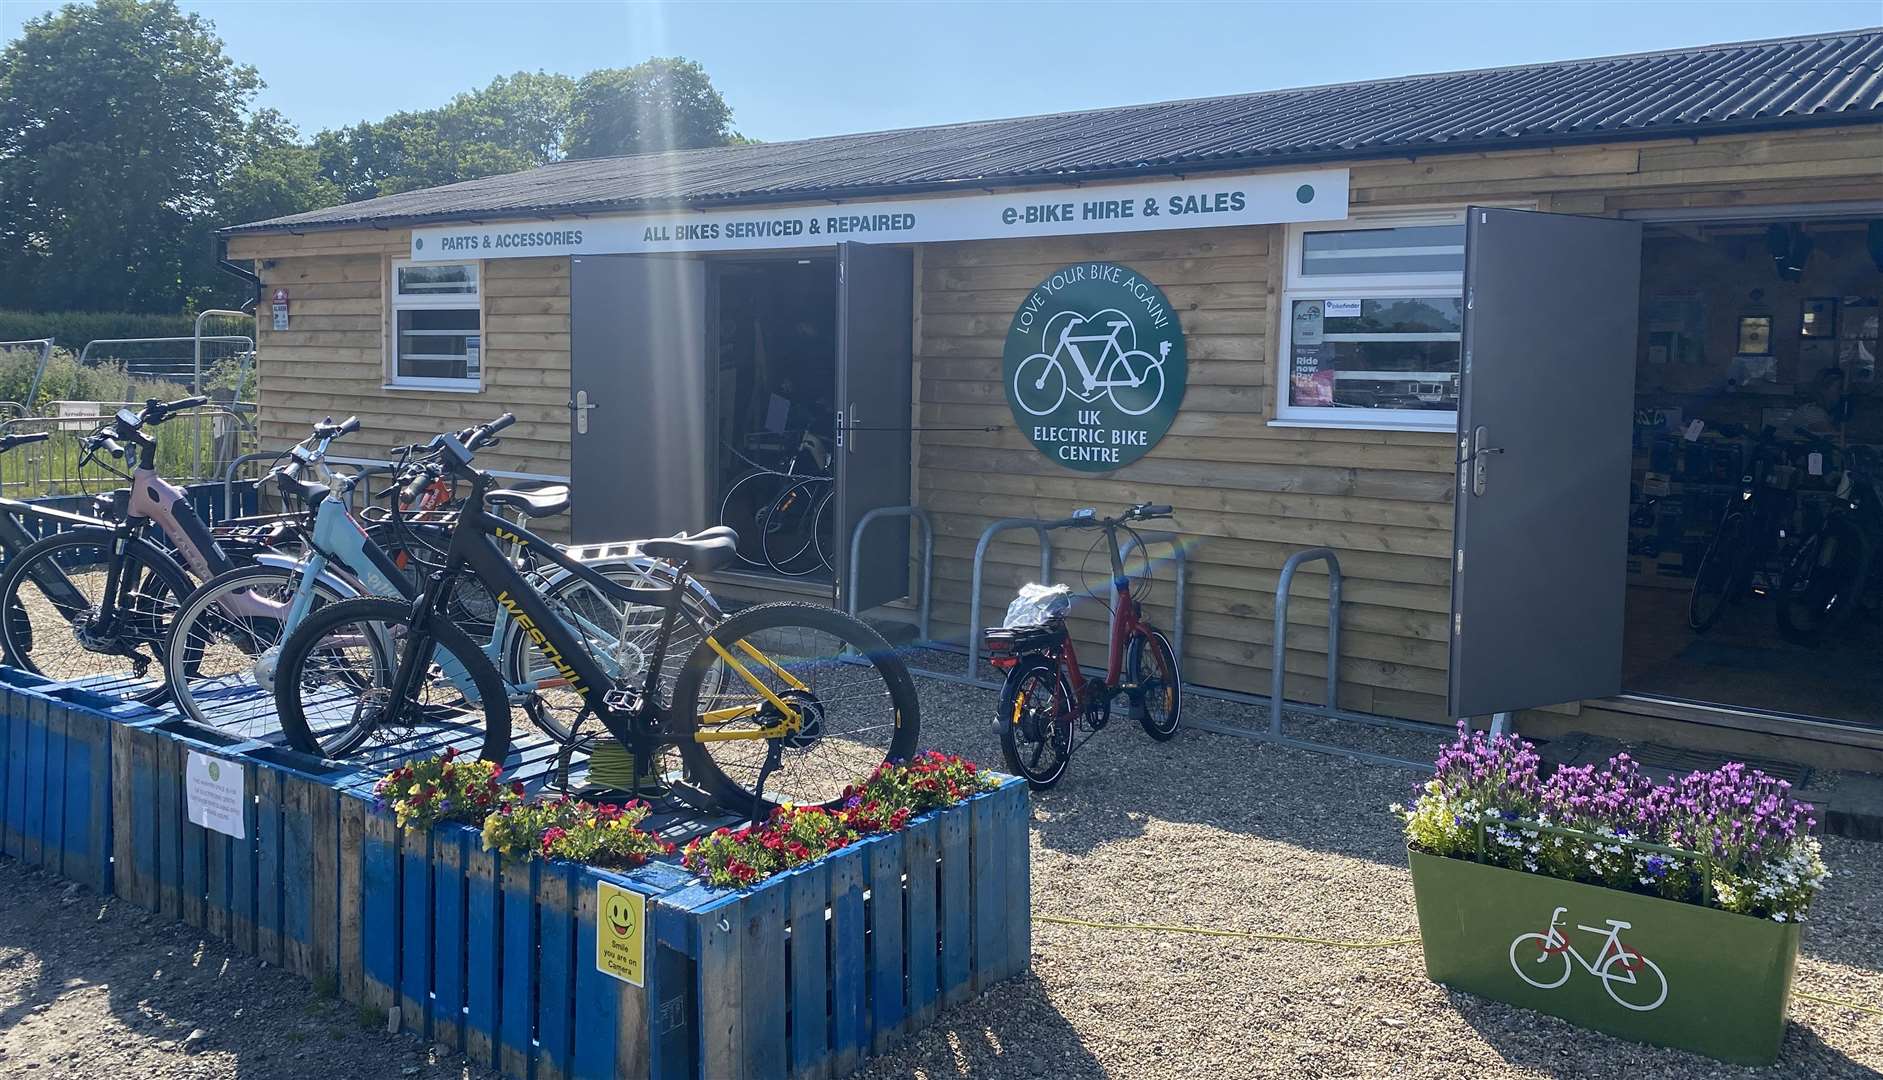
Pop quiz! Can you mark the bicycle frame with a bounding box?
[416,468,806,753]
[1054,522,1149,711]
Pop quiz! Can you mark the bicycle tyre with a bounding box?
[719,471,789,569]
[274,596,511,762]
[998,655,1074,790]
[503,559,720,742]
[760,478,829,576]
[1776,519,1867,645]
[670,601,919,810]
[1687,512,1747,632]
[165,563,356,734]
[1127,629,1182,741]
[0,527,196,704]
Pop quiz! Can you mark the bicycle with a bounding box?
[0,396,277,702]
[166,416,724,745]
[717,429,835,576]
[1508,905,1669,1012]
[270,416,919,813]
[1686,425,1798,632]
[1012,311,1170,418]
[984,503,1182,790]
[1776,445,1883,645]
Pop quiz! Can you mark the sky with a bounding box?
[3,1,1880,144]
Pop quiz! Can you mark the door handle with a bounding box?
[1469,425,1504,496]
[568,389,598,435]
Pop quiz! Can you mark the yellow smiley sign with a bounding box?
[595,881,645,986]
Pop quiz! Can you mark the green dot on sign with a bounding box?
[1296,185,1315,204]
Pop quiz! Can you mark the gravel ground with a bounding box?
[0,673,1876,1078]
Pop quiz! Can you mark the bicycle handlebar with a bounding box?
[0,430,51,454]
[1046,503,1174,530]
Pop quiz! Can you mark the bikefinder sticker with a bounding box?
[1002,262,1188,472]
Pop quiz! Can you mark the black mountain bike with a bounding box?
[1687,427,1796,633]
[1777,446,1883,645]
[270,414,920,812]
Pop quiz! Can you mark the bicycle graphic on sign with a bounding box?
[1508,905,1669,1011]
[1012,308,1171,418]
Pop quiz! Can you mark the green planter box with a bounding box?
[1409,849,1800,1065]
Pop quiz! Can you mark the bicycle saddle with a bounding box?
[487,483,569,518]
[640,530,737,571]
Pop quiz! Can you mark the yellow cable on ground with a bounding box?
[1034,913,1419,949]
[1794,990,1883,1017]
[1039,913,1883,1017]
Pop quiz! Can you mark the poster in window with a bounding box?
[1800,297,1838,339]
[1293,301,1324,346]
[1736,316,1772,356]
[1290,344,1335,406]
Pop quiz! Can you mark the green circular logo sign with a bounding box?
[1002,262,1187,471]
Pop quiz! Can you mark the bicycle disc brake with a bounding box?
[769,688,825,750]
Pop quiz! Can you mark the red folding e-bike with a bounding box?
[985,503,1183,789]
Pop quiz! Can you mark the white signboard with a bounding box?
[185,750,246,839]
[410,168,1350,261]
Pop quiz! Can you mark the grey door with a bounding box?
[568,254,708,543]
[834,242,914,611]
[1448,207,1642,718]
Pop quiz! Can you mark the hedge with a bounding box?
[0,310,204,349]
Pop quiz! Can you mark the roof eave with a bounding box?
[217,110,1883,239]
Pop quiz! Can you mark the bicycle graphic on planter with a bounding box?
[1012,309,1170,418]
[1508,905,1669,1011]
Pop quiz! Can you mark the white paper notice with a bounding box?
[1683,419,1705,442]
[186,751,246,839]
[1808,452,1824,476]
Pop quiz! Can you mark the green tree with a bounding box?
[0,0,261,312]
[564,58,737,160]
[315,70,575,202]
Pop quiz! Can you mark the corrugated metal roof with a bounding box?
[225,29,1883,235]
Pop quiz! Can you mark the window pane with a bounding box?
[396,307,480,381]
[397,262,478,295]
[1300,225,1465,277]
[1289,297,1461,411]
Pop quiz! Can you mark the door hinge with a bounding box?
[1454,612,1463,636]
[1455,548,1464,573]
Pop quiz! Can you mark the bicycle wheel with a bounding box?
[1776,519,1867,645]
[1687,512,1748,632]
[274,596,511,762]
[0,527,195,704]
[503,560,720,742]
[1127,628,1182,741]
[671,601,919,810]
[165,563,356,737]
[1105,350,1166,416]
[1012,353,1068,416]
[720,471,789,569]
[760,479,828,576]
[999,655,1074,790]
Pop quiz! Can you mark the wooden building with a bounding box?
[220,31,1883,764]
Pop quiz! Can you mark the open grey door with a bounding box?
[1448,208,1642,718]
[568,254,707,543]
[834,242,914,611]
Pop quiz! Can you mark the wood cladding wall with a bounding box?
[230,126,1883,722]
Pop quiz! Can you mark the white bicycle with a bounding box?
[1013,311,1169,418]
[1508,906,1669,1012]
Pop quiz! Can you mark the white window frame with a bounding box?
[1273,209,1467,432]
[387,258,484,391]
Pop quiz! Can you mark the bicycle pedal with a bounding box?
[603,686,643,712]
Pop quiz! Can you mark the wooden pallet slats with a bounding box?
[432,825,470,1052]
[2,684,1035,1080]
[789,860,834,1080]
[400,824,435,1038]
[463,840,503,1069]
[864,829,907,1055]
[498,854,537,1079]
[536,861,578,1080]
[969,792,1007,992]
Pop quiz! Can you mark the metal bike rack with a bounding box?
[1180,546,1436,770]
[844,505,935,640]
[963,518,1057,689]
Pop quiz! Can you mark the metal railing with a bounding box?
[964,518,1058,689]
[1179,547,1438,770]
[843,505,952,678]
[0,405,257,501]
